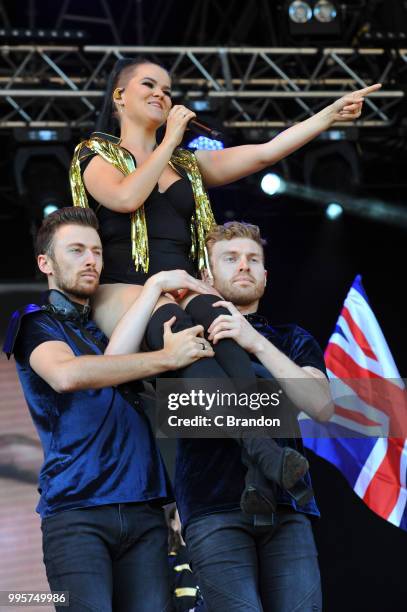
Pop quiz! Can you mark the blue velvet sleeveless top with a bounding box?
[175,318,327,528]
[12,308,173,517]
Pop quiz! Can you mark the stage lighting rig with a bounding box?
[14,128,71,144]
[314,1,337,23]
[286,0,341,37]
[0,28,86,42]
[13,146,71,223]
[303,142,360,194]
[187,136,224,151]
[288,1,313,24]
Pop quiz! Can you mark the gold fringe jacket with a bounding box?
[69,132,216,273]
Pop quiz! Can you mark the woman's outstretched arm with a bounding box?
[195,84,381,188]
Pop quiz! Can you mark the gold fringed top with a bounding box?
[69,132,216,274]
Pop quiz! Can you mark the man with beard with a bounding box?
[175,221,333,612]
[3,206,213,612]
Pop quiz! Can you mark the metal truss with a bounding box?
[0,0,136,44]
[0,45,405,130]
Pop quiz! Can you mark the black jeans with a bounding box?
[41,502,172,612]
[185,509,321,612]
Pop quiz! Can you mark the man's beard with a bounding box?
[215,279,265,306]
[53,263,97,300]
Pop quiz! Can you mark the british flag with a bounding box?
[301,275,407,531]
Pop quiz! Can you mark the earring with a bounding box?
[113,87,123,100]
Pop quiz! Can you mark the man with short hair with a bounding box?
[176,221,332,612]
[3,206,213,612]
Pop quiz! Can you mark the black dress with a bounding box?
[80,151,198,285]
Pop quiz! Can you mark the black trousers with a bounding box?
[42,502,172,612]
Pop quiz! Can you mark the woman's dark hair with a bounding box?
[95,56,170,135]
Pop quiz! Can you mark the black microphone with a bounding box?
[188,119,223,140]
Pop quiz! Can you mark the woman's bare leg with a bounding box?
[91,284,144,338]
[92,283,175,338]
[177,287,220,310]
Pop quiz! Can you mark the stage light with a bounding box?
[326,203,343,220]
[261,173,284,196]
[187,136,224,151]
[0,28,86,41]
[304,143,360,194]
[14,146,71,225]
[13,128,71,144]
[189,100,212,112]
[288,1,312,24]
[286,0,341,37]
[30,130,58,142]
[314,0,337,23]
[43,204,59,217]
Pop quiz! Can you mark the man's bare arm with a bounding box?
[29,320,213,393]
[208,300,333,422]
[106,270,210,355]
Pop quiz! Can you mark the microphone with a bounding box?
[188,119,223,140]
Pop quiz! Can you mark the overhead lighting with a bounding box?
[287,0,341,37]
[0,28,86,41]
[304,142,360,193]
[261,173,285,196]
[187,136,224,151]
[314,0,337,23]
[14,145,71,224]
[326,202,343,220]
[13,128,71,143]
[189,100,212,112]
[288,1,313,24]
[43,204,59,218]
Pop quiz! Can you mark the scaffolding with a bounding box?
[0,45,404,129]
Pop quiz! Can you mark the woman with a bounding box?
[70,57,380,334]
[70,57,380,512]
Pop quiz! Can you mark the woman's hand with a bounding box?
[163,105,196,148]
[147,269,210,296]
[327,83,382,124]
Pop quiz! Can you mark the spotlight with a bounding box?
[43,204,59,218]
[286,0,341,37]
[189,100,212,112]
[314,0,337,23]
[304,143,360,193]
[14,146,71,224]
[288,1,312,24]
[326,202,343,220]
[13,128,71,143]
[0,28,87,41]
[187,136,224,151]
[261,173,284,196]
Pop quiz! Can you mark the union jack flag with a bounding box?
[301,275,407,530]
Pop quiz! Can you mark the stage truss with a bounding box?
[0,45,406,130]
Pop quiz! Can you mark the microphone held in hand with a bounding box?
[188,118,223,140]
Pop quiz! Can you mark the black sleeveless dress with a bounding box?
[80,151,198,285]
